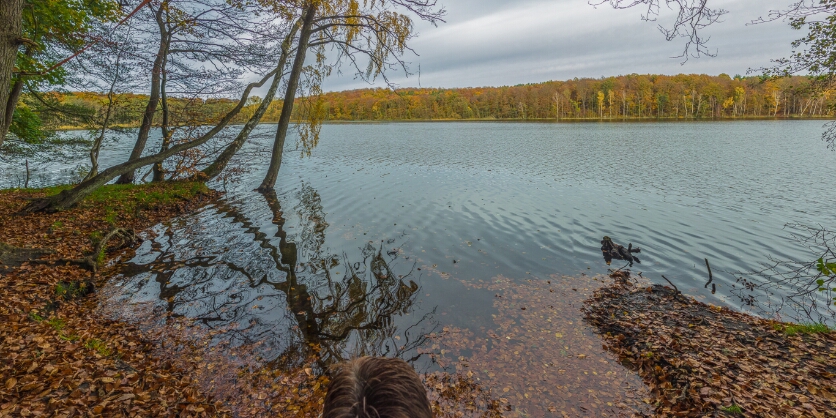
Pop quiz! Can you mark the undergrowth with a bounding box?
[773,322,833,336]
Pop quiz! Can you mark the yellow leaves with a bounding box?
[554,332,563,338]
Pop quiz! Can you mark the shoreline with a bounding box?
[0,184,501,417]
[585,271,836,416]
[49,116,834,131]
[0,183,228,416]
[2,183,834,416]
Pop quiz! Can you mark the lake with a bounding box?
[3,120,834,415]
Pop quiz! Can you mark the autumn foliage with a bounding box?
[0,183,224,416]
[585,272,836,417]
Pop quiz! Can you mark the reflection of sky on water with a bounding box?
[8,121,836,366]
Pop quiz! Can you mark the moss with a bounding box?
[720,404,743,414]
[46,317,66,332]
[8,181,211,223]
[84,338,111,356]
[773,322,833,336]
[55,281,94,300]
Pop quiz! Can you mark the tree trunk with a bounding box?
[202,19,301,180]
[2,72,24,142]
[20,67,278,214]
[0,0,23,148]
[257,3,317,193]
[83,69,119,182]
[151,36,171,181]
[116,5,166,184]
[2,48,31,142]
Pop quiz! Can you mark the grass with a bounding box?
[772,322,833,336]
[46,317,66,332]
[55,281,93,300]
[84,338,112,357]
[10,181,211,223]
[720,404,744,414]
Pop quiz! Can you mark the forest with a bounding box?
[30,74,834,130]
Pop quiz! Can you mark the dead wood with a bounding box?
[36,228,138,274]
[0,242,54,272]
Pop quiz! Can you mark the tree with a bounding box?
[256,0,445,192]
[595,0,728,61]
[115,0,279,184]
[1,0,121,149]
[201,17,304,180]
[63,22,140,180]
[0,0,24,149]
[19,65,279,213]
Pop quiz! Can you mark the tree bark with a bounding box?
[0,0,23,149]
[2,47,31,142]
[2,72,24,142]
[19,67,279,214]
[116,5,167,184]
[202,19,301,180]
[151,32,172,182]
[257,3,317,192]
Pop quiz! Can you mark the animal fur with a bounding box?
[323,357,432,418]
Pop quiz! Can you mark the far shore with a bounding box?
[51,115,834,131]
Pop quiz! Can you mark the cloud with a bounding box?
[320,0,801,91]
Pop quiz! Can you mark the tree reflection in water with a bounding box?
[113,183,436,374]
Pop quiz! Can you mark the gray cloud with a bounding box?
[320,0,802,91]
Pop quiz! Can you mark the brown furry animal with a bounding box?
[323,357,432,418]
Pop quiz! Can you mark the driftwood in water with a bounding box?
[601,236,641,267]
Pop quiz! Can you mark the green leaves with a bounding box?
[18,0,122,84]
[816,258,836,276]
[815,258,836,298]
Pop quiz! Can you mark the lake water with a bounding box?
[4,121,834,414]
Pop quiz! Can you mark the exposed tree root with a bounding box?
[34,228,138,275]
[0,242,54,272]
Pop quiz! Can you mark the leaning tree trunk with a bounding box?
[0,0,23,148]
[257,3,317,192]
[202,19,301,180]
[1,48,32,143]
[151,40,171,182]
[151,12,172,182]
[19,67,279,214]
[2,73,24,143]
[116,5,166,184]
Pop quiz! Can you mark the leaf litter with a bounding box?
[0,186,503,417]
[422,274,653,417]
[585,270,836,417]
[0,185,229,417]
[6,184,832,417]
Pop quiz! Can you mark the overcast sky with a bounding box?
[319,0,802,92]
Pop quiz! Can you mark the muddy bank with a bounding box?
[585,271,836,417]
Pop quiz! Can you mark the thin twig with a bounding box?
[704,258,713,288]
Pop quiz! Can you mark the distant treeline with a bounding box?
[37,74,835,129]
